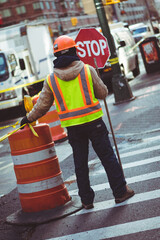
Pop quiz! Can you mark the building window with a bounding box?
[40,2,44,10]
[1,9,11,17]
[60,1,67,9]
[69,2,73,8]
[0,0,8,3]
[45,2,50,10]
[33,2,41,10]
[64,1,68,8]
[78,1,83,8]
[16,6,26,15]
[51,1,56,9]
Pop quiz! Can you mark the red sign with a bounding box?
[75,28,110,68]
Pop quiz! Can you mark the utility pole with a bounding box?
[93,0,135,104]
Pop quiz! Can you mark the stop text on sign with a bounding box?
[76,39,107,58]
[75,28,110,68]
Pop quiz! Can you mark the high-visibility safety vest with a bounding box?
[47,64,103,127]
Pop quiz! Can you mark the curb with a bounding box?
[6,195,82,226]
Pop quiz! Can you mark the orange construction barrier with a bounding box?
[8,123,71,212]
[32,95,67,143]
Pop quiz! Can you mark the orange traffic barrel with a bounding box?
[32,95,67,143]
[8,123,71,212]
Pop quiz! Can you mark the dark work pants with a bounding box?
[67,118,126,205]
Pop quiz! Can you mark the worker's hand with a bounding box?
[20,116,30,129]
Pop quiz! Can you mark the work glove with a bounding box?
[20,116,31,129]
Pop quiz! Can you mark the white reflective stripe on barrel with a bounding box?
[48,105,56,112]
[17,173,64,193]
[49,120,61,128]
[12,145,56,165]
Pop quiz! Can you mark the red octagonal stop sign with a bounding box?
[75,28,110,68]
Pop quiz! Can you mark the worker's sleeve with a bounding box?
[27,80,54,122]
[89,65,108,99]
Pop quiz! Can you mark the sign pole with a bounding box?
[94,58,125,177]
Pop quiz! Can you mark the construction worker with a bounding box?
[20,35,134,209]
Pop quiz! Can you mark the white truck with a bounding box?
[0,22,54,110]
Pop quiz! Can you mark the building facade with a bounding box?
[82,0,159,27]
[114,0,159,26]
[0,0,99,36]
[0,0,159,35]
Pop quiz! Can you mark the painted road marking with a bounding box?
[0,162,13,171]
[69,170,160,195]
[120,144,160,158]
[66,155,160,184]
[115,135,160,153]
[48,216,160,240]
[71,189,160,216]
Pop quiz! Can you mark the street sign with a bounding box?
[75,28,110,68]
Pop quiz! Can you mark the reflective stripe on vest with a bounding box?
[47,64,103,126]
[57,102,101,120]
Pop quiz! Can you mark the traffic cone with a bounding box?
[8,123,71,212]
[6,97,82,225]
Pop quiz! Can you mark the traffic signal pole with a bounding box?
[93,0,135,104]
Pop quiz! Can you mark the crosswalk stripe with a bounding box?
[69,171,160,195]
[90,154,159,166]
[48,216,160,240]
[129,135,160,143]
[1,146,159,171]
[71,189,160,216]
[120,144,160,158]
[66,156,160,184]
[0,163,13,171]
[89,155,160,175]
[118,136,160,153]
